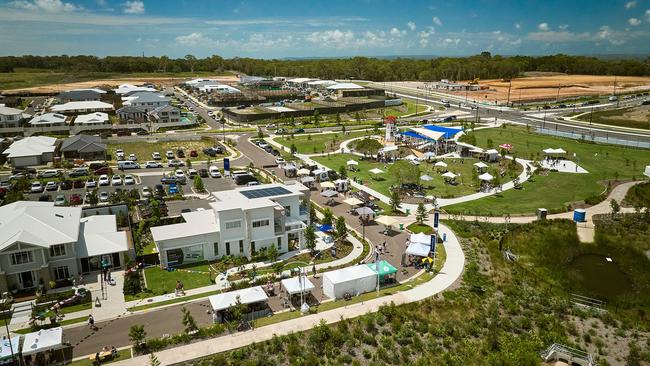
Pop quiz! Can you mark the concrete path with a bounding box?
[111,222,464,366]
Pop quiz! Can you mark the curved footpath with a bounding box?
[112,222,464,365]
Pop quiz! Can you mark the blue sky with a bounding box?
[1,0,650,58]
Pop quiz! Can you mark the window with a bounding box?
[53,266,70,281]
[10,251,33,265]
[225,242,230,256]
[277,237,282,250]
[284,206,291,217]
[50,244,66,257]
[213,242,219,256]
[251,241,256,254]
[225,221,242,230]
[252,219,270,228]
[239,240,244,254]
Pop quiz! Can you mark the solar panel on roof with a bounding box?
[240,186,291,199]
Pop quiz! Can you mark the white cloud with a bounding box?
[175,32,211,47]
[10,0,81,12]
[538,22,549,31]
[628,17,641,26]
[389,27,406,37]
[419,38,428,47]
[514,23,521,29]
[646,9,650,20]
[558,24,569,30]
[625,1,637,9]
[527,30,592,42]
[432,16,442,26]
[305,29,355,48]
[407,21,416,31]
[122,0,144,14]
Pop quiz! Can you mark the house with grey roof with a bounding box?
[116,105,147,124]
[121,92,170,113]
[0,106,30,128]
[3,136,58,167]
[0,201,129,293]
[57,89,106,103]
[60,134,106,160]
[148,105,180,123]
[28,113,67,127]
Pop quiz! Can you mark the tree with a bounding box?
[313,110,321,127]
[335,113,341,125]
[334,216,347,246]
[322,208,334,226]
[338,165,348,179]
[267,244,279,262]
[193,176,204,192]
[355,138,382,158]
[181,307,198,334]
[290,143,297,155]
[87,188,98,206]
[389,189,401,212]
[610,199,621,217]
[309,203,317,223]
[228,295,248,325]
[128,324,146,348]
[148,353,161,366]
[416,203,428,224]
[305,225,316,253]
[354,112,361,124]
[388,160,421,186]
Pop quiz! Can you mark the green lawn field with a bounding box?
[276,131,372,154]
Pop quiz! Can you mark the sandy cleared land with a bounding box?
[393,75,650,104]
[4,75,239,94]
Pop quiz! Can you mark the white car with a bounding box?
[124,174,135,185]
[187,168,198,177]
[275,157,285,165]
[86,179,97,188]
[141,186,152,198]
[111,175,122,186]
[30,181,44,193]
[145,161,162,168]
[175,169,185,179]
[98,174,110,186]
[116,149,125,160]
[99,191,109,202]
[209,166,221,178]
[54,195,66,206]
[166,150,175,159]
[128,153,137,161]
[152,152,161,160]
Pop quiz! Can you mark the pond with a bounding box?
[567,253,633,300]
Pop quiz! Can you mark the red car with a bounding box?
[190,150,198,157]
[94,167,113,175]
[69,194,82,205]
[73,180,85,188]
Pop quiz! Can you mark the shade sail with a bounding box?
[406,242,430,257]
[320,190,338,197]
[441,171,457,179]
[423,151,437,158]
[543,148,566,154]
[420,174,433,181]
[355,206,375,216]
[281,276,315,295]
[473,162,488,169]
[346,160,359,166]
[367,260,398,277]
[320,181,335,188]
[208,286,268,312]
[343,197,363,206]
[434,161,448,167]
[369,168,384,175]
[478,172,494,181]
[375,215,398,226]
[297,168,311,175]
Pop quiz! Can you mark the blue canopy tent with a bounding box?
[319,224,333,232]
[422,125,463,139]
[398,130,434,141]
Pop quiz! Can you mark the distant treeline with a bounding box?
[1,52,649,81]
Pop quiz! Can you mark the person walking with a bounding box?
[88,314,96,331]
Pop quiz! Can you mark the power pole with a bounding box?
[506,79,512,106]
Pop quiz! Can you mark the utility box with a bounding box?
[537,208,548,220]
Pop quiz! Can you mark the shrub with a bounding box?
[123,271,142,295]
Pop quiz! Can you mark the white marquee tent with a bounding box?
[208,286,268,312]
[281,276,315,295]
[441,171,457,179]
[473,162,488,169]
[21,327,64,356]
[478,172,494,181]
[322,265,377,299]
[434,161,448,168]
[406,242,431,257]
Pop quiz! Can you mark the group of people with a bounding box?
[101,267,115,286]
[375,241,388,255]
[92,345,118,365]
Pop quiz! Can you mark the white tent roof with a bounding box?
[375,215,398,226]
[412,127,446,141]
[320,189,338,197]
[434,161,448,167]
[326,82,364,90]
[369,168,384,175]
[346,159,359,166]
[485,149,499,155]
[21,327,63,356]
[441,171,457,179]
[478,172,494,181]
[405,242,430,257]
[410,232,431,245]
[281,276,315,295]
[543,148,567,154]
[423,151,437,158]
[404,154,419,161]
[343,197,363,206]
[208,286,268,312]
[320,181,335,188]
[322,265,376,285]
[420,174,433,181]
[0,337,20,361]
[379,145,399,153]
[473,162,488,169]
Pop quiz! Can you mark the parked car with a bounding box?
[31,181,44,193]
[124,175,135,185]
[209,166,221,178]
[54,194,66,206]
[128,153,137,161]
[141,186,152,198]
[294,128,305,134]
[117,161,140,170]
[152,152,162,160]
[68,167,89,177]
[94,166,113,176]
[161,176,184,185]
[199,168,209,178]
[189,150,198,157]
[69,194,82,205]
[111,175,123,186]
[174,169,185,179]
[38,169,60,178]
[166,150,175,159]
[45,181,58,191]
[187,169,198,177]
[115,149,125,160]
[168,184,179,194]
[38,194,50,201]
[145,161,163,168]
[202,146,223,156]
[275,157,286,165]
[98,174,110,186]
[176,149,185,158]
[60,181,72,190]
[72,180,85,189]
[154,184,166,197]
[167,159,185,167]
[99,191,109,202]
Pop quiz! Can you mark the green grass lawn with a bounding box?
[68,348,132,366]
[407,222,434,234]
[276,131,371,154]
[0,69,232,90]
[575,106,650,130]
[107,138,227,163]
[623,181,650,208]
[446,126,650,215]
[142,263,214,297]
[313,153,518,199]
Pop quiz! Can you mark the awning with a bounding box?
[473,162,488,169]
[478,172,494,181]
[343,197,363,206]
[281,276,315,295]
[367,260,398,277]
[369,168,384,175]
[412,127,446,141]
[320,190,338,197]
[434,161,448,167]
[543,148,567,155]
[21,327,63,356]
[208,286,268,312]
[297,168,311,175]
[346,160,359,166]
[375,215,398,226]
[410,232,431,245]
[356,206,375,216]
[405,242,430,257]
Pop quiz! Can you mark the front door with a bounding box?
[18,271,34,289]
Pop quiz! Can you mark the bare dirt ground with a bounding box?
[6,75,239,94]
[393,75,650,104]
